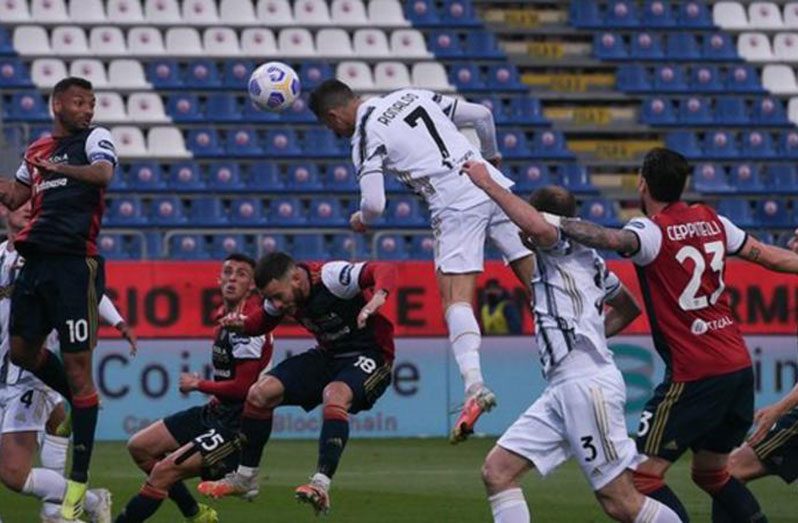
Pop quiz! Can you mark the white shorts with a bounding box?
[432,200,532,273]
[497,365,641,491]
[0,382,64,434]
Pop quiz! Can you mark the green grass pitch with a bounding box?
[1,439,796,522]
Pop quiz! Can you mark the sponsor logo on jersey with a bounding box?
[690,316,734,336]
[339,264,353,286]
[666,220,721,242]
[376,92,420,125]
[50,153,69,164]
[98,139,116,153]
[33,177,68,194]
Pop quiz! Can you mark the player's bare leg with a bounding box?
[729,444,769,483]
[595,471,681,523]
[198,376,284,500]
[481,445,532,523]
[295,381,354,515]
[439,271,497,443]
[692,450,767,522]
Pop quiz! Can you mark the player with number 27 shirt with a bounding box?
[198,252,396,516]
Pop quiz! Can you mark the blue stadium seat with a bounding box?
[0,58,31,87]
[143,232,162,259]
[384,174,409,193]
[477,96,507,123]
[716,199,755,227]
[429,31,463,57]
[2,126,25,148]
[241,98,280,122]
[292,234,328,260]
[149,196,187,226]
[781,131,798,158]
[330,234,368,261]
[755,199,790,227]
[487,64,524,91]
[231,197,267,226]
[703,130,738,159]
[299,63,333,90]
[405,0,440,25]
[756,232,776,246]
[689,65,724,92]
[726,65,763,93]
[205,93,241,122]
[148,60,182,88]
[449,63,486,91]
[223,60,254,89]
[249,162,284,191]
[630,32,665,59]
[730,164,765,193]
[514,163,554,192]
[387,197,426,226]
[29,125,52,141]
[0,27,11,54]
[641,0,675,27]
[189,197,227,226]
[127,235,144,259]
[666,33,700,60]
[692,163,732,193]
[325,163,357,192]
[166,94,203,122]
[702,32,737,60]
[127,163,167,191]
[560,164,596,193]
[281,94,314,123]
[442,0,480,25]
[678,1,712,27]
[108,169,128,192]
[594,32,627,60]
[168,162,205,191]
[186,128,224,157]
[268,197,305,225]
[169,234,211,260]
[580,198,620,226]
[665,131,701,158]
[741,131,775,159]
[6,92,49,121]
[264,129,301,156]
[303,129,345,156]
[308,197,347,226]
[226,128,263,156]
[376,235,408,260]
[532,130,572,159]
[285,163,324,191]
[97,233,130,260]
[679,97,712,124]
[106,196,146,226]
[765,165,798,193]
[184,60,221,88]
[466,32,504,58]
[570,2,602,28]
[751,97,789,125]
[605,0,639,28]
[258,233,288,256]
[506,97,547,125]
[714,98,748,125]
[208,163,245,191]
[642,97,677,124]
[210,234,253,259]
[409,235,436,260]
[616,65,651,92]
[653,65,688,92]
[498,129,530,158]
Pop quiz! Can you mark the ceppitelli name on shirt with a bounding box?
[666,220,721,242]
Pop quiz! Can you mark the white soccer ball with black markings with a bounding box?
[248,62,301,112]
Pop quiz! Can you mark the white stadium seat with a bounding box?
[353,29,391,57]
[788,97,798,125]
[183,0,219,25]
[316,28,353,57]
[331,0,368,25]
[89,26,127,56]
[148,127,191,158]
[748,2,784,29]
[737,32,774,61]
[127,93,169,123]
[786,3,798,29]
[713,1,749,29]
[390,29,431,58]
[108,59,149,88]
[368,0,408,26]
[31,59,67,88]
[93,92,128,123]
[127,27,166,56]
[69,0,107,23]
[411,62,451,90]
[774,33,798,61]
[294,0,331,25]
[762,64,798,94]
[0,0,31,22]
[220,0,257,25]
[278,28,315,56]
[256,0,293,25]
[106,0,145,24]
[14,26,51,55]
[374,61,411,90]
[144,0,182,24]
[336,61,374,90]
[165,28,203,56]
[70,59,109,87]
[31,0,68,22]
[204,28,241,56]
[241,28,278,57]
[51,26,90,56]
[112,126,148,157]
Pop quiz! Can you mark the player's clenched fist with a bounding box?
[219,312,246,331]
[460,161,492,190]
[357,289,388,329]
[349,211,367,233]
[179,372,201,393]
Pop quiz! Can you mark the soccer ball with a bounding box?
[248,62,301,112]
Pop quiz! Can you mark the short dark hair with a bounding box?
[640,147,690,203]
[53,77,93,96]
[529,185,577,218]
[224,253,256,270]
[308,79,356,118]
[254,252,295,288]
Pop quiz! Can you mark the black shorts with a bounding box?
[752,407,798,483]
[163,403,243,480]
[10,254,105,353]
[269,348,392,414]
[636,367,754,462]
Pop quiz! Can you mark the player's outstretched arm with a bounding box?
[99,294,137,355]
[356,262,397,328]
[461,161,557,246]
[28,156,113,187]
[736,235,798,274]
[557,217,640,255]
[749,382,798,445]
[448,100,500,166]
[352,171,386,233]
[604,285,641,338]
[0,179,31,210]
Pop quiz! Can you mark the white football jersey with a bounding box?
[352,89,514,215]
[530,234,622,379]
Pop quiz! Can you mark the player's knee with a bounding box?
[322,382,353,409]
[246,378,281,409]
[0,461,28,492]
[596,487,639,523]
[148,459,180,490]
[126,437,155,470]
[691,467,730,495]
[481,456,512,492]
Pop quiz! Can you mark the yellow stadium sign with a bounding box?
[527,42,564,59]
[522,73,616,93]
[569,140,663,160]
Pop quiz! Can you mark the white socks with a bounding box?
[22,468,66,503]
[311,472,331,492]
[40,434,69,475]
[446,302,484,393]
[634,496,681,523]
[489,488,530,523]
[237,465,259,478]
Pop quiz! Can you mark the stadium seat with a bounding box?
[188,197,227,226]
[354,29,391,57]
[226,128,262,156]
[765,165,798,193]
[123,235,144,259]
[789,97,798,125]
[409,235,435,260]
[204,93,240,122]
[279,28,315,56]
[580,198,620,226]
[309,197,348,226]
[514,163,553,192]
[690,65,724,92]
[106,196,146,226]
[642,97,677,124]
[570,2,601,28]
[98,234,130,260]
[466,32,504,59]
[89,27,126,56]
[126,93,167,123]
[386,197,425,226]
[653,65,688,92]
[714,97,748,125]
[280,95,314,123]
[726,65,764,93]
[0,58,31,87]
[717,199,755,227]
[186,128,223,157]
[94,92,127,123]
[165,28,203,56]
[702,32,738,60]
[207,163,244,192]
[70,59,109,88]
[325,163,357,192]
[488,64,524,91]
[391,29,431,58]
[787,3,798,28]
[128,162,166,191]
[0,0,30,21]
[616,64,651,92]
[316,28,354,57]
[666,32,700,60]
[292,234,328,260]
[368,0,406,26]
[5,92,47,122]
[742,130,775,158]
[285,163,324,190]
[713,1,749,29]
[533,130,572,158]
[184,60,221,88]
[148,60,182,88]
[14,26,51,55]
[107,0,145,23]
[560,164,596,193]
[128,27,165,56]
[248,162,284,190]
[781,130,798,158]
[240,28,277,57]
[605,0,639,27]
[144,0,181,23]
[336,61,374,90]
[169,234,211,260]
[264,129,301,156]
[756,198,791,227]
[665,131,702,158]
[300,62,333,90]
[730,164,765,192]
[642,0,676,27]
[294,0,331,25]
[751,97,789,124]
[31,59,67,88]
[630,32,665,59]
[376,234,408,260]
[678,1,712,27]
[498,129,529,158]
[506,97,547,125]
[331,0,368,25]
[149,196,187,226]
[51,26,89,56]
[703,130,738,158]
[374,62,411,90]
[773,33,798,61]
[258,233,288,256]
[429,31,463,57]
[330,234,368,260]
[444,0,479,25]
[204,27,240,56]
[449,63,485,91]
[693,163,732,193]
[738,32,774,61]
[167,94,203,122]
[183,0,219,24]
[148,127,190,158]
[594,32,627,60]
[168,162,204,191]
[766,65,798,95]
[749,2,784,29]
[405,0,440,25]
[223,60,254,89]
[210,234,252,258]
[110,59,151,88]
[411,62,451,90]
[268,197,305,225]
[32,0,68,21]
[220,0,257,24]
[229,197,266,226]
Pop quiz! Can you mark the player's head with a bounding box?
[309,79,359,138]
[0,201,32,236]
[638,147,690,210]
[254,251,305,315]
[529,185,577,218]
[52,77,95,133]
[219,253,256,304]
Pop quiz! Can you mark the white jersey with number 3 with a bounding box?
[352,89,514,215]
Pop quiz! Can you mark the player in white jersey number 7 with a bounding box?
[309,80,535,443]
